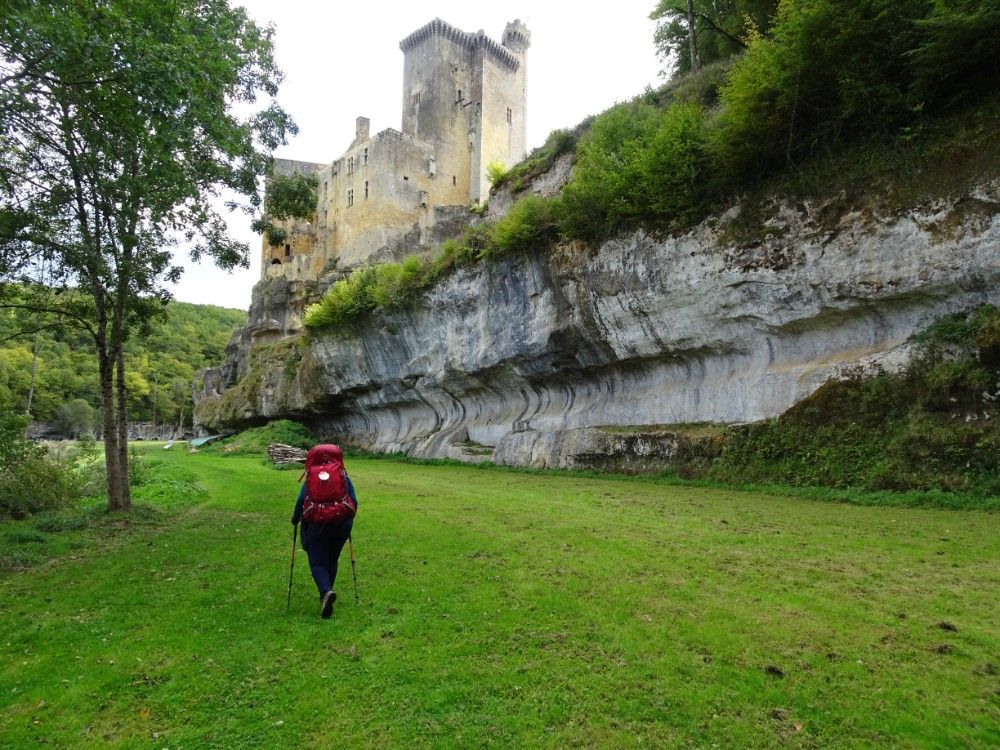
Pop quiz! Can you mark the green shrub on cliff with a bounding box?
[305,196,560,330]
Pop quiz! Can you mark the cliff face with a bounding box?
[195,180,1000,469]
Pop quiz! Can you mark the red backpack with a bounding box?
[301,444,357,524]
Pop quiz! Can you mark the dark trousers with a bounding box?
[303,518,353,596]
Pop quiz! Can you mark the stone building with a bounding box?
[263,18,530,281]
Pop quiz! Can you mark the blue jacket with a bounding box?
[291,474,357,525]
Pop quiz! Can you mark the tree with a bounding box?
[53,398,94,439]
[650,0,779,76]
[0,0,295,510]
[252,171,319,248]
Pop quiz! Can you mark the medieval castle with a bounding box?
[262,18,530,281]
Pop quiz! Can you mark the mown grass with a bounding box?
[1,448,998,748]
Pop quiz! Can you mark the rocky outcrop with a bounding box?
[485,152,574,220]
[195,180,1000,469]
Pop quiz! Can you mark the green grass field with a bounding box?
[1,449,998,748]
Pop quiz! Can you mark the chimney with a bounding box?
[353,116,370,146]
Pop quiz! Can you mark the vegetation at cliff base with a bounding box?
[666,305,1000,499]
[304,0,1000,332]
[2,447,998,747]
[206,419,314,457]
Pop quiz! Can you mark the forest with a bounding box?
[0,299,245,434]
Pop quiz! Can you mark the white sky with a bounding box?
[168,0,663,310]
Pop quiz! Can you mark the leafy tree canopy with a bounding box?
[252,170,319,248]
[650,0,779,76]
[0,0,294,509]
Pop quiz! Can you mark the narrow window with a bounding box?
[347,189,353,207]
[412,92,420,106]
[364,180,369,199]
[363,147,368,165]
[452,175,457,186]
[457,89,462,101]
[347,157,354,175]
[284,244,291,257]
[506,107,512,124]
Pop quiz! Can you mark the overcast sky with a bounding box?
[168,0,664,310]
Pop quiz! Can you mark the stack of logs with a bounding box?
[267,443,307,465]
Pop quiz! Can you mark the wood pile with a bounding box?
[267,443,307,465]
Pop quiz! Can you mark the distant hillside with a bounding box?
[0,299,246,428]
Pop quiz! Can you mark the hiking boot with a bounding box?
[321,590,336,619]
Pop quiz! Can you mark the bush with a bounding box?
[496,122,589,194]
[0,452,82,518]
[556,103,662,241]
[714,0,929,179]
[485,160,508,185]
[0,414,82,518]
[909,0,1000,108]
[484,195,558,259]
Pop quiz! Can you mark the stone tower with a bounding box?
[400,18,530,202]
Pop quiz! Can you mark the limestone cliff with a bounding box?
[195,177,1000,469]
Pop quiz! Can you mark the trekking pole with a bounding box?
[348,534,359,605]
[286,524,298,611]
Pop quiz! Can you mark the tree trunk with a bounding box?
[687,0,701,72]
[98,349,124,510]
[25,332,39,420]
[114,347,132,510]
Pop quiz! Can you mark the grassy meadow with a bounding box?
[1,448,998,748]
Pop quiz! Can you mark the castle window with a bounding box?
[347,156,354,175]
[453,175,457,186]
[347,189,354,207]
[457,89,462,102]
[412,92,420,106]
[270,258,281,265]
[284,244,291,257]
[507,107,512,124]
[364,180,369,199]
[363,147,368,165]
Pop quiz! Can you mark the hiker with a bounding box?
[291,444,358,618]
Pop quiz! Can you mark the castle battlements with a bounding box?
[261,18,529,283]
[400,18,522,71]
